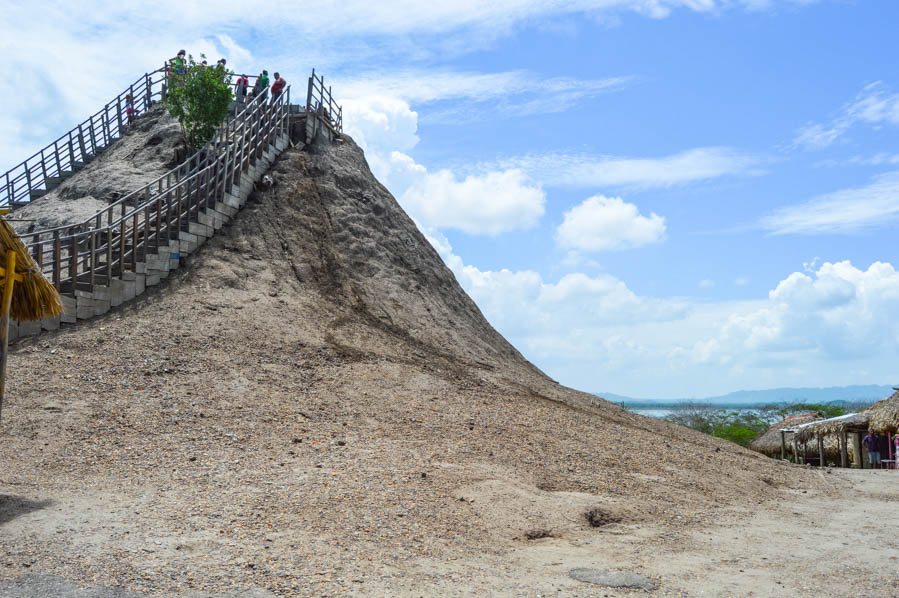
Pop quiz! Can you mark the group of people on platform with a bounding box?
[166,49,287,106]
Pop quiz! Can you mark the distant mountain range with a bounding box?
[598,384,896,408]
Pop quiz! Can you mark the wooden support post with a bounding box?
[780,430,786,460]
[853,433,864,469]
[818,435,825,467]
[0,250,17,423]
[840,430,848,468]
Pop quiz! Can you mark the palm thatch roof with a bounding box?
[864,389,899,434]
[0,217,62,321]
[794,412,870,443]
[749,413,825,456]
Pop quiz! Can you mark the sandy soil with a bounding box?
[0,130,890,597]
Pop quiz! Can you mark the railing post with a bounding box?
[53,142,62,178]
[116,99,123,132]
[89,231,96,292]
[24,164,33,198]
[77,125,87,160]
[39,153,49,186]
[102,106,110,145]
[145,74,152,107]
[53,232,61,290]
[87,118,97,155]
[69,237,77,292]
[67,134,76,170]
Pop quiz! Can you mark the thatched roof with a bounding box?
[864,389,899,434]
[749,414,823,456]
[794,412,870,443]
[0,217,62,321]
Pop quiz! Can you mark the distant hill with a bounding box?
[598,385,896,408]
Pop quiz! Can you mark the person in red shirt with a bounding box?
[270,72,286,102]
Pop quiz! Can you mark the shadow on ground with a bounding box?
[0,495,52,526]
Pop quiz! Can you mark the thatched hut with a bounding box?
[751,413,843,466]
[750,413,824,457]
[865,389,899,435]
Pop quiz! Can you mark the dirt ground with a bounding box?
[0,128,892,597]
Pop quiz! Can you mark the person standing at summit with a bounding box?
[253,70,269,101]
[270,72,286,102]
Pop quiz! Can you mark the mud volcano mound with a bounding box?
[0,128,819,595]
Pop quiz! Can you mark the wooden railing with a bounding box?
[306,69,343,133]
[21,86,292,298]
[0,70,167,209]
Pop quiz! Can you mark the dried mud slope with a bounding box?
[0,133,825,596]
[12,105,186,233]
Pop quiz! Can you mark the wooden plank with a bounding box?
[818,435,825,467]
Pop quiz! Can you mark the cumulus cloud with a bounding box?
[794,82,899,150]
[401,169,545,235]
[715,261,899,361]
[761,171,899,235]
[422,229,899,395]
[491,147,762,189]
[556,195,666,251]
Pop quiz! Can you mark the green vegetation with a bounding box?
[662,401,851,448]
[165,55,233,149]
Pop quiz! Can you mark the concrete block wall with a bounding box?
[9,134,289,342]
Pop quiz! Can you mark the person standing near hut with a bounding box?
[863,431,881,468]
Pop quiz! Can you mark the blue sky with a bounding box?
[2,0,898,398]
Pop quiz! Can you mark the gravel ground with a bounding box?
[0,130,875,597]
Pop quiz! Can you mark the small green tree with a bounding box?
[165,55,233,149]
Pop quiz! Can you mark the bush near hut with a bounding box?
[165,55,233,149]
[663,404,771,448]
[663,402,850,448]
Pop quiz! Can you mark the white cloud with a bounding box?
[761,171,899,235]
[492,147,762,189]
[715,261,899,361]
[338,70,631,108]
[795,82,899,150]
[699,279,715,288]
[342,96,545,235]
[402,169,545,235]
[341,96,420,154]
[556,195,666,251]
[422,228,899,396]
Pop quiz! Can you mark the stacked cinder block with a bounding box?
[9,134,289,342]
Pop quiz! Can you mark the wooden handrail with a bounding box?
[23,83,296,299]
[0,68,168,209]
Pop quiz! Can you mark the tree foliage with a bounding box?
[663,404,771,447]
[165,55,233,149]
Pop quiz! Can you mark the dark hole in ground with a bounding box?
[584,508,621,528]
[524,529,556,540]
